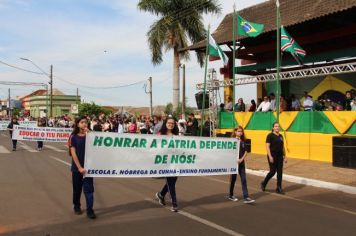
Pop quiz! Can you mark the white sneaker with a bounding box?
[243,198,255,204]
[228,196,238,202]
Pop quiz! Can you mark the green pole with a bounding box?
[200,26,210,137]
[276,0,281,122]
[232,5,237,113]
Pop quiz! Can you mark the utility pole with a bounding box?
[8,88,11,118]
[76,88,79,104]
[182,64,186,119]
[50,65,53,118]
[148,77,153,117]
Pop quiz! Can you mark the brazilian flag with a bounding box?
[237,15,264,37]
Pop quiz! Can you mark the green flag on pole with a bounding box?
[237,15,264,37]
[281,26,306,64]
[208,34,229,66]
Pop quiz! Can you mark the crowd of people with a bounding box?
[223,89,356,112]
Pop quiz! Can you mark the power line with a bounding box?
[54,75,147,89]
[0,59,45,75]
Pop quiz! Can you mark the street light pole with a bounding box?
[8,88,11,118]
[180,64,186,119]
[50,65,53,118]
[148,77,153,117]
[20,58,53,119]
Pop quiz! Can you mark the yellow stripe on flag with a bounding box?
[234,112,253,129]
[323,111,356,134]
[273,111,299,131]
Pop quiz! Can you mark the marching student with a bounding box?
[261,122,287,194]
[37,118,46,151]
[69,116,96,219]
[155,117,180,212]
[228,126,255,204]
[7,117,19,151]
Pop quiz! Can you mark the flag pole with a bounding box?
[200,25,210,137]
[276,0,281,122]
[232,4,237,113]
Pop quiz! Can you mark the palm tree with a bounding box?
[138,0,221,112]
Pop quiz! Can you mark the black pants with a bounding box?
[262,155,284,189]
[12,139,17,149]
[160,177,178,207]
[37,141,43,149]
[72,172,94,210]
[229,163,249,199]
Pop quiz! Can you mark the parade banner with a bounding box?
[84,132,239,178]
[0,121,37,131]
[12,126,72,142]
[19,121,38,127]
[0,121,8,131]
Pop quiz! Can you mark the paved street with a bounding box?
[0,132,355,236]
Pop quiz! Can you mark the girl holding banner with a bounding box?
[228,126,255,204]
[69,116,96,219]
[37,118,46,151]
[7,117,19,151]
[155,117,180,212]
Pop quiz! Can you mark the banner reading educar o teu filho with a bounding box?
[84,132,239,178]
[12,126,72,142]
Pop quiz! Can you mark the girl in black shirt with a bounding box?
[7,117,19,151]
[261,122,287,194]
[228,126,255,204]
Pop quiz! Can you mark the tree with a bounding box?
[138,0,221,111]
[164,102,196,119]
[79,102,110,117]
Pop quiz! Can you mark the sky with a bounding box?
[0,0,265,107]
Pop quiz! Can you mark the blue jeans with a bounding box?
[229,163,249,199]
[72,172,94,210]
[160,177,178,207]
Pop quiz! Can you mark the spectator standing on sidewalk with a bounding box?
[261,122,287,194]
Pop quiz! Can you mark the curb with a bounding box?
[246,169,356,195]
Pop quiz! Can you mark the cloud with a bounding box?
[0,0,265,106]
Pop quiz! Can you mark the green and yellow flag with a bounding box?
[237,15,264,37]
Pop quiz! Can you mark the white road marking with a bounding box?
[0,145,11,154]
[246,169,356,195]
[18,142,38,153]
[145,198,244,236]
[46,145,66,152]
[49,156,71,166]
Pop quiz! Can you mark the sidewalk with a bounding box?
[245,154,356,188]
